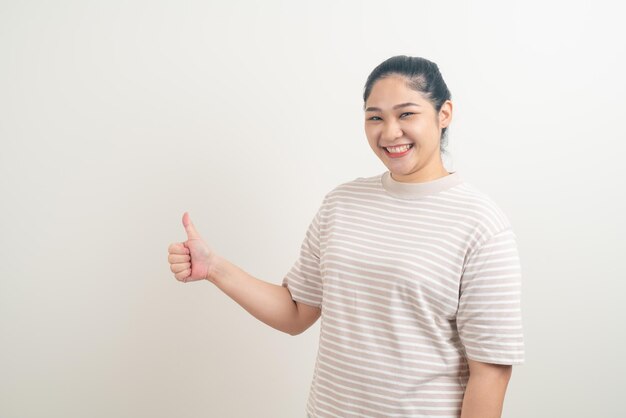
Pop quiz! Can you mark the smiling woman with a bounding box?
[170,55,525,418]
[279,56,525,418]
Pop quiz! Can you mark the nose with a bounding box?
[382,119,403,142]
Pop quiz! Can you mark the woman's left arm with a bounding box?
[460,359,513,418]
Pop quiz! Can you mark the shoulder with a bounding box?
[323,173,383,201]
[450,180,515,243]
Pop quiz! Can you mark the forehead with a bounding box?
[366,76,428,107]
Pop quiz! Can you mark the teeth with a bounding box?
[386,144,411,153]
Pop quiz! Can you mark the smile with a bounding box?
[384,144,413,157]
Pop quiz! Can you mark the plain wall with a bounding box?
[1,0,625,417]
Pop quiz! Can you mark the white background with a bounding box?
[1,1,625,417]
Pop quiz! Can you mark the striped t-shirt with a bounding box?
[282,170,525,418]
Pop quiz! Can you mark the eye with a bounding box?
[367,116,381,121]
[400,112,414,118]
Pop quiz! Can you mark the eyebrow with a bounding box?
[364,102,421,112]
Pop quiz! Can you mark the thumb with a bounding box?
[182,211,202,240]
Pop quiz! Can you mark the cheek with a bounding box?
[410,119,437,137]
[367,138,380,151]
[404,122,425,138]
[364,128,379,144]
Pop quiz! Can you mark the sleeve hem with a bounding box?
[291,296,322,309]
[465,353,525,366]
[295,300,322,309]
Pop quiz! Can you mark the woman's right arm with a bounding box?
[168,211,320,336]
[209,255,320,336]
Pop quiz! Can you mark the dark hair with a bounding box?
[363,55,452,154]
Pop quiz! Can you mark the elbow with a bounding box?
[286,319,311,336]
[287,327,303,336]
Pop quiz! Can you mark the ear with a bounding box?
[438,100,453,128]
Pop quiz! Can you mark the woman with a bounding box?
[168,55,525,418]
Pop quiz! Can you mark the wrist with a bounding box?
[207,253,225,284]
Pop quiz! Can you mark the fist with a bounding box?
[167,212,216,283]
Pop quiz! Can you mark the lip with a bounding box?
[383,144,413,158]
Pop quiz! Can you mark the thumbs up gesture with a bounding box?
[168,212,216,283]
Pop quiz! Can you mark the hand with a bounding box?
[167,212,216,283]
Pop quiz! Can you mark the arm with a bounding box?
[460,359,512,418]
[209,255,321,336]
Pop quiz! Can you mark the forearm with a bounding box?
[460,367,511,418]
[208,255,300,335]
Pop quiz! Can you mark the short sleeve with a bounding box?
[281,202,324,308]
[457,227,525,365]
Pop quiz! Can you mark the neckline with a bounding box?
[380,170,463,199]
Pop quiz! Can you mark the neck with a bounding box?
[390,165,450,183]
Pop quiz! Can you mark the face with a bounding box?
[364,75,453,183]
